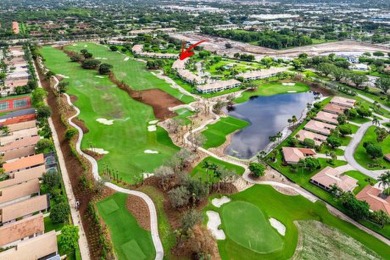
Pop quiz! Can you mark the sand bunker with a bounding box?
[212,196,231,208]
[287,91,297,93]
[95,75,104,78]
[124,57,129,61]
[283,83,296,86]
[148,125,157,132]
[96,118,114,125]
[143,173,154,179]
[149,120,159,125]
[144,150,159,154]
[57,74,69,79]
[206,211,226,240]
[87,148,109,154]
[269,218,286,236]
[84,45,88,47]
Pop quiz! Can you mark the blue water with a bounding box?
[225,92,316,159]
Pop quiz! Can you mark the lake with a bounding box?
[225,92,317,159]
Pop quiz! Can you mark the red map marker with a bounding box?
[179,40,208,60]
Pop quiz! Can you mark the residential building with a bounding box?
[356,186,390,215]
[0,135,40,161]
[3,153,45,174]
[0,166,45,189]
[0,230,58,260]
[385,154,390,162]
[310,166,358,192]
[315,111,339,125]
[330,96,356,108]
[304,120,337,136]
[296,129,327,145]
[0,214,44,247]
[0,179,40,205]
[282,147,316,164]
[7,120,36,132]
[0,108,36,126]
[12,22,19,34]
[323,103,346,115]
[132,44,177,59]
[196,79,241,93]
[236,67,288,81]
[0,127,39,145]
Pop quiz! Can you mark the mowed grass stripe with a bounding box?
[65,42,195,104]
[41,46,178,183]
[202,116,249,148]
[97,193,155,260]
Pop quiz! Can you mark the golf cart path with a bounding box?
[50,65,163,260]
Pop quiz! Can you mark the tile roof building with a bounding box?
[196,79,241,93]
[0,179,40,205]
[0,135,40,161]
[296,129,327,145]
[330,96,356,108]
[236,67,288,81]
[0,127,39,145]
[282,147,316,164]
[356,186,390,215]
[310,166,358,192]
[0,165,46,189]
[3,153,45,174]
[323,103,345,115]
[315,111,339,125]
[304,120,337,136]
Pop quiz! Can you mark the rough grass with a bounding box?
[293,220,381,260]
[65,42,195,104]
[354,126,390,170]
[235,81,310,103]
[201,116,249,149]
[97,193,155,260]
[41,46,179,183]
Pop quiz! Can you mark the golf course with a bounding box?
[41,46,179,183]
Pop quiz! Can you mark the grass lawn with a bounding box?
[348,117,371,124]
[222,201,284,254]
[344,170,377,194]
[201,116,249,149]
[65,42,195,104]
[173,108,194,125]
[44,216,65,232]
[207,185,390,259]
[41,46,179,183]
[235,81,310,103]
[191,156,245,181]
[97,193,155,260]
[354,126,390,170]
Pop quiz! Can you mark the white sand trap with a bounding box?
[96,118,114,125]
[149,120,159,125]
[84,45,88,47]
[148,125,157,132]
[287,91,297,93]
[95,75,104,78]
[206,211,226,240]
[87,148,109,154]
[57,74,69,78]
[143,173,154,179]
[96,57,102,60]
[212,196,231,208]
[124,57,129,61]
[269,218,286,236]
[72,44,77,46]
[144,150,159,154]
[283,83,296,86]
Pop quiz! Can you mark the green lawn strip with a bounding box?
[343,170,377,194]
[201,116,249,149]
[97,193,155,260]
[191,156,245,182]
[65,42,194,104]
[137,185,176,259]
[222,201,284,254]
[44,216,65,232]
[235,81,310,103]
[354,96,390,119]
[348,117,371,124]
[354,126,390,170]
[206,185,390,259]
[41,46,178,183]
[173,108,194,125]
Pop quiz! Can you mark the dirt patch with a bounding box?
[83,149,104,160]
[73,118,89,133]
[126,195,151,231]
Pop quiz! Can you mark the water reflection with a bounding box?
[225,92,316,159]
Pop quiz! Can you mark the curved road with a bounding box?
[62,93,164,260]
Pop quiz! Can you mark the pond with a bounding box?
[225,92,317,159]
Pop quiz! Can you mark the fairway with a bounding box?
[202,116,249,149]
[235,81,310,103]
[41,46,179,183]
[97,193,155,260]
[65,42,195,104]
[222,201,284,254]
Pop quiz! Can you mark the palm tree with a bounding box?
[372,116,380,126]
[377,171,390,189]
[292,115,298,125]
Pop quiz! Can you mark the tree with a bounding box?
[349,74,368,88]
[370,210,390,228]
[356,106,372,118]
[98,63,113,75]
[37,106,51,120]
[339,192,370,220]
[36,139,54,153]
[225,43,232,49]
[168,186,190,208]
[43,171,61,191]
[375,127,389,142]
[377,171,390,188]
[365,143,383,159]
[58,81,69,93]
[375,77,390,94]
[337,114,347,125]
[327,136,342,149]
[80,49,88,55]
[298,157,320,171]
[81,59,101,69]
[31,88,47,107]
[248,162,265,178]
[109,45,118,52]
[50,202,70,224]
[372,116,380,126]
[58,225,79,253]
[345,108,358,119]
[83,52,93,59]
[303,138,315,148]
[65,128,77,140]
[69,53,83,62]
[181,209,202,234]
[338,125,352,137]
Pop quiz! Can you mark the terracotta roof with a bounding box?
[296,129,327,145]
[304,120,336,136]
[356,186,390,214]
[315,111,339,125]
[323,103,345,115]
[311,166,358,192]
[331,96,356,108]
[0,194,48,223]
[282,147,316,164]
[0,136,39,153]
[3,154,45,173]
[384,154,390,162]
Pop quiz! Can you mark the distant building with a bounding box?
[310,166,358,192]
[196,79,241,93]
[236,67,288,81]
[350,63,369,71]
[12,22,19,34]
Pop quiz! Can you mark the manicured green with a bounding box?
[222,201,284,254]
[201,116,249,149]
[207,185,390,259]
[354,126,390,170]
[344,170,377,194]
[191,156,245,181]
[41,46,179,183]
[173,108,194,125]
[66,42,195,104]
[97,193,155,260]
[235,81,310,103]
